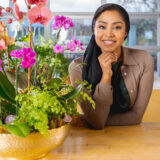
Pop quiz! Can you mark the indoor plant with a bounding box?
[0,0,95,159]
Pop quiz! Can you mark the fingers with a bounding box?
[99,52,118,61]
[98,52,118,67]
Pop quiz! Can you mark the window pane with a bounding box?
[50,0,101,12]
[0,1,9,8]
[107,0,157,12]
[16,0,28,12]
[124,19,157,46]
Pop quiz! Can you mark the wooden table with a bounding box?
[41,122,160,160]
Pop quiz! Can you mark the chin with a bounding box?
[102,47,116,53]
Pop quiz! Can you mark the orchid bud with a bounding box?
[5,7,12,13]
[12,0,16,3]
[4,115,16,124]
[63,115,72,123]
[6,18,13,24]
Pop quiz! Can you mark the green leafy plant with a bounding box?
[0,2,95,138]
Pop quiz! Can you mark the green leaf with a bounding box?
[47,78,62,88]
[62,84,82,100]
[1,101,16,114]
[15,122,30,137]
[5,122,30,138]
[0,120,2,126]
[0,71,16,103]
[18,34,29,42]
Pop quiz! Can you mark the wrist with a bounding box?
[101,76,111,84]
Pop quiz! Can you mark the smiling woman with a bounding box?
[69,3,154,129]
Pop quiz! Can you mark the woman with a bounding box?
[69,3,154,129]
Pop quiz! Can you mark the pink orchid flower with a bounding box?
[0,59,2,71]
[0,39,7,50]
[10,49,22,58]
[5,7,12,13]
[27,0,48,8]
[52,16,74,30]
[27,6,53,26]
[10,0,16,3]
[53,44,64,53]
[10,48,36,69]
[0,11,2,17]
[14,4,24,21]
[6,18,13,24]
[67,37,84,52]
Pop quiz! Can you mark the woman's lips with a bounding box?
[102,40,116,45]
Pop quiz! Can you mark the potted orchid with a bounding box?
[0,0,95,159]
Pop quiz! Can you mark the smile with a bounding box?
[102,40,116,45]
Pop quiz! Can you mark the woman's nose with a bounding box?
[105,27,114,37]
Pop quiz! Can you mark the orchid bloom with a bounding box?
[0,11,2,17]
[0,59,2,71]
[67,37,84,52]
[0,21,15,47]
[6,18,13,24]
[52,16,74,30]
[0,39,7,50]
[27,0,48,7]
[14,3,24,21]
[5,7,12,13]
[21,48,36,69]
[27,6,53,26]
[53,44,64,54]
[10,0,16,3]
[10,49,22,58]
[10,48,36,69]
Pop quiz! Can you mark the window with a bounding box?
[107,0,157,12]
[128,19,157,46]
[50,0,101,12]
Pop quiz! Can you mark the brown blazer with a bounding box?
[69,47,154,129]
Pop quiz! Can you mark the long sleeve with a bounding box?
[106,55,154,126]
[69,60,113,129]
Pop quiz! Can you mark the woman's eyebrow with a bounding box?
[97,20,123,24]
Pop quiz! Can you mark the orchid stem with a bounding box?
[0,51,4,71]
[28,4,32,92]
[0,99,2,122]
[15,59,18,116]
[6,49,11,71]
[28,68,31,92]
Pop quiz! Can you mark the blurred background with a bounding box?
[0,0,160,88]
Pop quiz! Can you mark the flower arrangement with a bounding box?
[0,0,95,138]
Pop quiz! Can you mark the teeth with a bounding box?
[103,41,115,44]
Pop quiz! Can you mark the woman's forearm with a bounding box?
[79,82,113,129]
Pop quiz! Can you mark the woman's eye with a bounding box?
[113,26,122,30]
[98,25,106,29]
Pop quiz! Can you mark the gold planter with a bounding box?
[0,124,70,160]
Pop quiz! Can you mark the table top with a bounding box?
[41,122,160,160]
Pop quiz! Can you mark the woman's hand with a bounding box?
[98,52,118,84]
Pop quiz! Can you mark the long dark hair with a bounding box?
[82,3,130,95]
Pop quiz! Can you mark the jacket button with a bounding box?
[121,65,125,69]
[124,72,127,76]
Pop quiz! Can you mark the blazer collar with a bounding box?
[122,46,137,66]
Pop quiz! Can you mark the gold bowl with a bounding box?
[0,124,70,160]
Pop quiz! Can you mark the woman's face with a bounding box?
[94,10,127,56]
